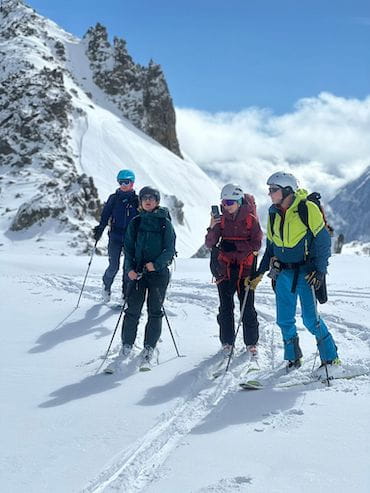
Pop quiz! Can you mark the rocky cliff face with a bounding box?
[83,23,182,158]
[0,0,187,253]
[0,0,101,252]
[328,166,370,242]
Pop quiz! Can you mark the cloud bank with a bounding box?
[176,92,370,215]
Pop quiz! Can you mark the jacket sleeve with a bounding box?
[257,238,274,274]
[153,219,176,271]
[205,223,221,248]
[99,194,115,229]
[123,219,137,273]
[311,227,331,274]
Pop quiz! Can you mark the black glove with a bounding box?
[305,271,324,290]
[93,225,104,242]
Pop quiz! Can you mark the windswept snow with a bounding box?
[1,252,370,492]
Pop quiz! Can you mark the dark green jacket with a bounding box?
[124,207,176,273]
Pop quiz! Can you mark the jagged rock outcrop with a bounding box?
[83,23,182,158]
[328,166,370,242]
[0,0,102,251]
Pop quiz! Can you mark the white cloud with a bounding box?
[176,92,370,216]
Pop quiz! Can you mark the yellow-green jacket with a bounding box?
[259,189,331,274]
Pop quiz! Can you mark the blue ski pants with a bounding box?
[275,269,338,362]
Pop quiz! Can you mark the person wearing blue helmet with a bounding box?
[93,169,139,302]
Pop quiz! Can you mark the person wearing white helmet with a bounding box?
[205,183,263,357]
[92,169,139,302]
[249,171,339,375]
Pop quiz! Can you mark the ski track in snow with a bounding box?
[79,277,370,493]
[15,269,370,492]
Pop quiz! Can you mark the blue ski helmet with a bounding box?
[117,169,135,183]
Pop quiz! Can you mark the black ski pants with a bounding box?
[217,267,259,346]
[121,269,170,349]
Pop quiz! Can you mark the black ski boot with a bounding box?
[286,359,302,373]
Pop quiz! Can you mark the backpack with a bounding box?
[269,191,331,304]
[210,194,257,280]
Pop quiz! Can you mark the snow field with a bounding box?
[1,254,370,492]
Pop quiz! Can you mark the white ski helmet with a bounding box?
[220,183,244,201]
[267,171,299,192]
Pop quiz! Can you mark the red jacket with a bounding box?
[205,204,263,280]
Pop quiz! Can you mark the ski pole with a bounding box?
[155,285,183,357]
[76,240,98,308]
[225,283,250,372]
[162,304,182,357]
[95,301,126,374]
[310,285,330,387]
[95,274,141,374]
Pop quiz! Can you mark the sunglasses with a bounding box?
[118,179,132,186]
[222,199,238,206]
[268,186,281,194]
[141,194,157,201]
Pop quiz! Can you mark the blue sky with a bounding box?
[27,0,370,114]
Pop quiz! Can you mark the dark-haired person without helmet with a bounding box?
[120,186,176,368]
[92,169,139,302]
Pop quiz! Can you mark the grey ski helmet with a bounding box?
[139,186,160,202]
[267,171,299,192]
[220,183,244,201]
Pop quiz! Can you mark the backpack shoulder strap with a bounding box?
[269,211,277,237]
[297,200,309,229]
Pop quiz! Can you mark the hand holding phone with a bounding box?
[210,205,221,229]
[211,205,220,219]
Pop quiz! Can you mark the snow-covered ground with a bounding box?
[1,252,370,493]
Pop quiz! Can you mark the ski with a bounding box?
[240,371,370,390]
[103,352,133,374]
[212,350,259,379]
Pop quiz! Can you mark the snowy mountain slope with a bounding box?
[1,252,370,492]
[0,0,220,256]
[328,166,370,242]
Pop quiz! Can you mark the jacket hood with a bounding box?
[116,189,137,198]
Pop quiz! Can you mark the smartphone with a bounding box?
[211,205,220,219]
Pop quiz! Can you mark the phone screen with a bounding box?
[211,205,220,218]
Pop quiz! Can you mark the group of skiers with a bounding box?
[93,168,339,374]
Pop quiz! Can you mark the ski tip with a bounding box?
[239,380,263,390]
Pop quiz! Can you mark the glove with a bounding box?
[245,273,263,290]
[93,225,104,242]
[305,271,324,290]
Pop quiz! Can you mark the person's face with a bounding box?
[222,199,239,214]
[141,194,158,212]
[118,179,133,191]
[268,185,283,204]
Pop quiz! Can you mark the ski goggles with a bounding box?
[141,194,157,201]
[222,199,238,206]
[118,179,132,185]
[268,186,281,194]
